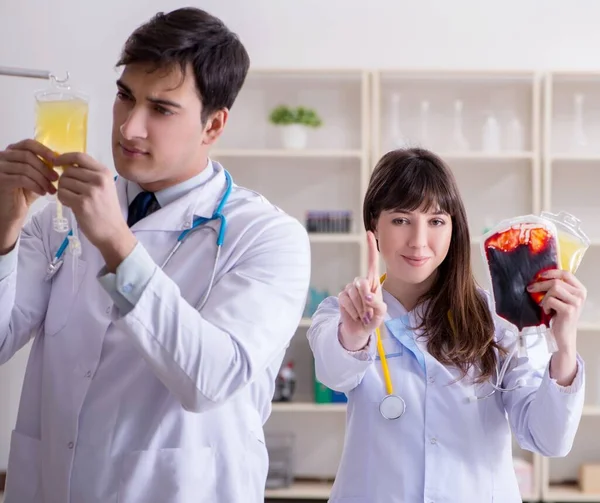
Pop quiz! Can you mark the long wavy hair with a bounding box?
[363,147,505,383]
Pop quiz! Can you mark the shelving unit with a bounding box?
[213,149,363,159]
[265,480,332,500]
[215,68,598,502]
[371,69,543,501]
[211,69,369,500]
[541,71,600,502]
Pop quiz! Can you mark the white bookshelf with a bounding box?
[213,148,363,158]
[265,481,332,500]
[212,69,369,499]
[215,68,600,502]
[371,69,543,500]
[539,70,600,503]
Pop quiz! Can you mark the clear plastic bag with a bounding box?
[540,210,590,274]
[481,215,561,352]
[35,74,89,233]
[34,74,89,290]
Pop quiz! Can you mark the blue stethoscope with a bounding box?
[45,169,233,311]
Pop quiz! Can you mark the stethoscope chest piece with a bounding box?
[379,394,406,420]
[45,260,64,281]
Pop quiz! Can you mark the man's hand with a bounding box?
[55,152,137,271]
[0,139,58,253]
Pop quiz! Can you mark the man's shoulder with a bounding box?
[225,183,309,245]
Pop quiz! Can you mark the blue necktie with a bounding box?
[385,314,427,374]
[127,191,160,227]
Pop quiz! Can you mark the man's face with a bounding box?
[111,62,225,192]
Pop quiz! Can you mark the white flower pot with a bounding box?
[281,124,308,150]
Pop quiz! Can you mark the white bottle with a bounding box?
[505,115,524,152]
[572,92,588,151]
[452,99,470,151]
[389,93,408,148]
[482,113,501,153]
[419,100,431,148]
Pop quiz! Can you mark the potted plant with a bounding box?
[269,105,323,149]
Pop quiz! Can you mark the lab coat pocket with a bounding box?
[118,447,216,503]
[5,430,42,502]
[44,257,87,337]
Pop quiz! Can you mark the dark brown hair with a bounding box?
[363,148,504,382]
[117,7,250,123]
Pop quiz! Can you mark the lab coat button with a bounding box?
[105,306,111,314]
[182,222,192,229]
[85,371,92,378]
[428,376,435,384]
[68,442,74,449]
[430,437,437,445]
[122,283,133,293]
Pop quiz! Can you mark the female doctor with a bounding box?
[0,8,310,503]
[308,148,586,503]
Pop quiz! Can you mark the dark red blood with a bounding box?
[485,226,558,330]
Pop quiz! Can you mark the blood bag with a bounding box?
[481,216,560,332]
[540,211,590,274]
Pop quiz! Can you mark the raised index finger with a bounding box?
[366,231,380,291]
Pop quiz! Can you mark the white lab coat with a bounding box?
[0,163,311,503]
[308,290,585,503]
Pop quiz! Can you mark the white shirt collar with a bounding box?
[382,288,429,323]
[126,159,215,208]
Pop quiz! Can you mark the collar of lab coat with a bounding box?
[382,289,428,373]
[115,160,229,232]
[381,289,428,329]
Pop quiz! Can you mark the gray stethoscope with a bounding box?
[377,327,531,420]
[466,329,544,403]
[45,169,233,311]
[375,282,539,420]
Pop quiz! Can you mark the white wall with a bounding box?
[2,0,600,470]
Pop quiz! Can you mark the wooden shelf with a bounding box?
[578,322,600,332]
[212,149,363,159]
[551,154,600,162]
[308,233,362,244]
[545,483,600,502]
[271,402,346,413]
[264,481,537,501]
[440,151,534,160]
[298,318,311,328]
[265,480,333,500]
[583,405,600,416]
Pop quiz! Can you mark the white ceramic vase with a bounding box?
[281,124,308,149]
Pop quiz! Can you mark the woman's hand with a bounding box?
[528,269,587,385]
[338,231,387,351]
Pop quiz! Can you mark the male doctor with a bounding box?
[0,7,310,503]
